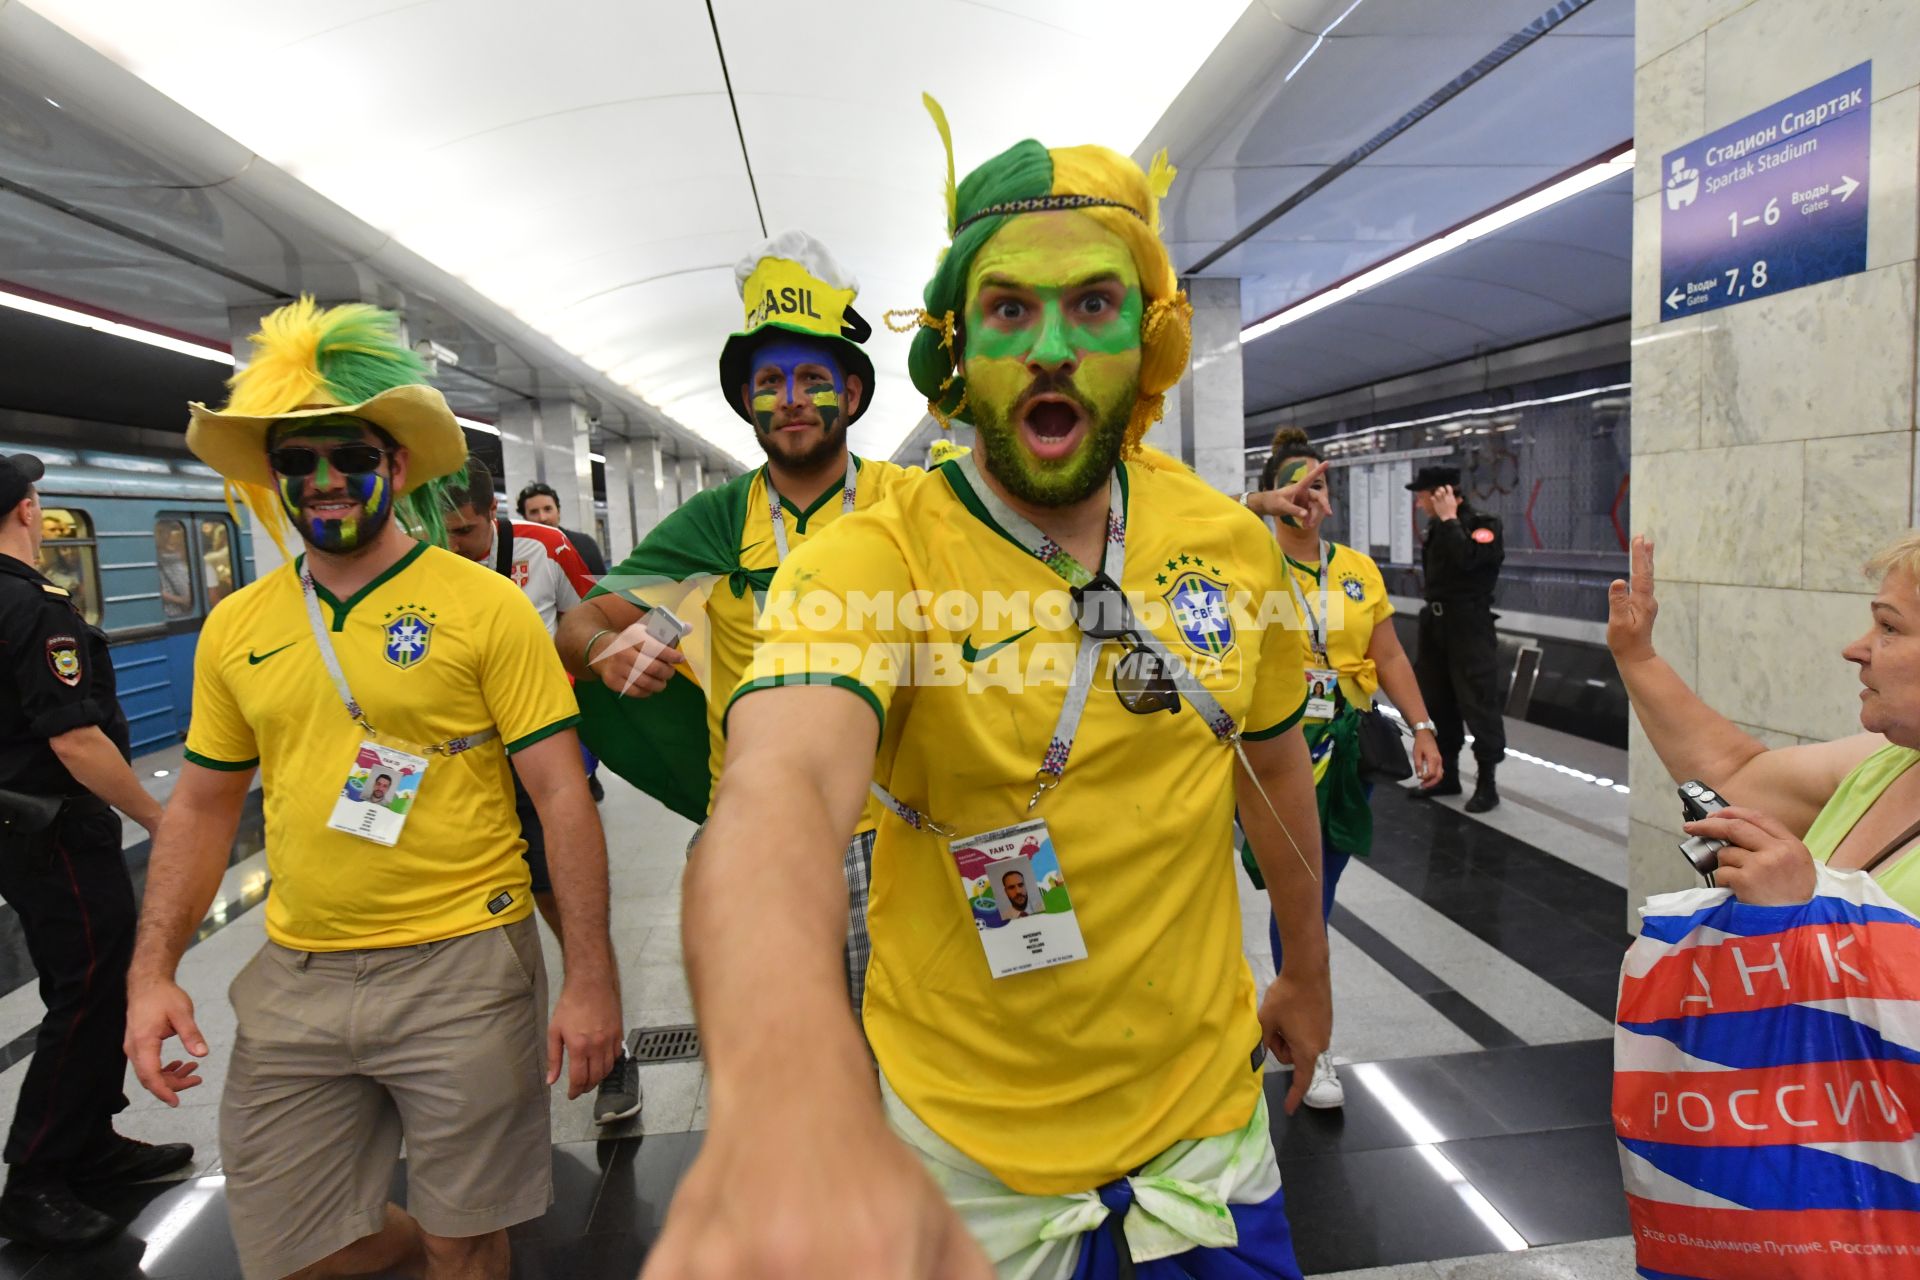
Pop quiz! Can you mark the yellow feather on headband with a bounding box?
[1146,148,1177,235]
[923,92,958,238]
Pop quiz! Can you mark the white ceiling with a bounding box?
[24,0,1251,465]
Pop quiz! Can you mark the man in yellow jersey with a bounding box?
[121,300,621,1280]
[559,231,915,1009]
[642,110,1330,1280]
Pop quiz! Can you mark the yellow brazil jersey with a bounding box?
[604,455,915,824]
[731,453,1308,1195]
[1284,540,1393,709]
[185,543,580,950]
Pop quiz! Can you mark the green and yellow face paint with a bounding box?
[267,417,396,555]
[961,210,1143,506]
[743,336,850,472]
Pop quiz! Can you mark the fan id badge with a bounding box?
[327,740,429,847]
[1305,666,1339,721]
[949,818,1088,979]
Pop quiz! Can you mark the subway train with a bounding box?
[6,436,257,755]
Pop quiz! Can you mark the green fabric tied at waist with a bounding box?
[1240,704,1372,891]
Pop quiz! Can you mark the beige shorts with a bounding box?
[220,917,553,1280]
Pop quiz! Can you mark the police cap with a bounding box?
[0,453,44,515]
[1406,464,1460,493]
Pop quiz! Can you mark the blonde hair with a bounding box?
[1866,531,1920,584]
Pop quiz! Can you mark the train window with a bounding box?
[36,507,101,624]
[199,517,238,607]
[154,517,196,619]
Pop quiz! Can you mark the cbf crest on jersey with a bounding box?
[382,607,435,669]
[1341,572,1368,603]
[1163,570,1235,657]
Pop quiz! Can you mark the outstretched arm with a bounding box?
[643,686,988,1280]
[1609,535,1876,835]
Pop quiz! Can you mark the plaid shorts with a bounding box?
[688,826,874,1014]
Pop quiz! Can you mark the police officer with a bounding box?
[1407,465,1505,812]
[0,453,192,1248]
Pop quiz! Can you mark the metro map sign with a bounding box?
[1660,62,1871,321]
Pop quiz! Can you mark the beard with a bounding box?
[281,473,397,555]
[971,370,1131,508]
[756,414,848,475]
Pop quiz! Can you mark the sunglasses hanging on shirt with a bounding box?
[1113,644,1181,715]
[268,444,389,477]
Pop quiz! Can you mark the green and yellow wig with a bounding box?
[187,297,471,553]
[896,95,1191,458]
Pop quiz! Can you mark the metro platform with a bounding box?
[0,717,1633,1279]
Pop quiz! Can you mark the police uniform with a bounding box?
[1407,465,1505,808]
[0,551,138,1189]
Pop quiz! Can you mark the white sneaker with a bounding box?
[1302,1053,1345,1110]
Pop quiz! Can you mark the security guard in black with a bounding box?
[0,453,191,1250]
[1407,465,1506,812]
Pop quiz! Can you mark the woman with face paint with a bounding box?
[1246,429,1444,1111]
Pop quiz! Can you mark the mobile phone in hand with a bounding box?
[1677,780,1727,877]
[643,606,689,649]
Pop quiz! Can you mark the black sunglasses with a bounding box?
[1114,643,1181,716]
[268,444,388,478]
[1070,573,1133,640]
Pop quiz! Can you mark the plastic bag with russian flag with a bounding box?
[1614,865,1920,1278]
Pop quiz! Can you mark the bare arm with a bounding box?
[125,761,252,1104]
[644,685,987,1279]
[512,730,622,1097]
[1366,613,1442,785]
[49,725,163,833]
[557,594,638,680]
[1608,536,1873,834]
[1236,727,1332,1114]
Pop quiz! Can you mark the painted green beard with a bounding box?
[270,419,395,554]
[960,211,1144,507]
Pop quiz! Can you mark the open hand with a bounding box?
[125,977,207,1107]
[1606,535,1658,665]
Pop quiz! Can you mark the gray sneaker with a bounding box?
[594,1053,642,1124]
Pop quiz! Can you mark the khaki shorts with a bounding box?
[220,917,552,1280]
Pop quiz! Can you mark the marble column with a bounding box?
[1182,277,1247,496]
[677,456,705,503]
[602,437,636,564]
[534,399,595,534]
[497,402,541,510]
[633,438,669,533]
[1627,0,1920,923]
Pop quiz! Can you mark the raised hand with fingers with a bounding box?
[1607,535,1659,664]
[1245,460,1331,526]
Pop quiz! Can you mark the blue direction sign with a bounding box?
[1660,62,1871,321]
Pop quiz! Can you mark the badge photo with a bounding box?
[328,742,429,847]
[949,819,1088,979]
[45,635,81,688]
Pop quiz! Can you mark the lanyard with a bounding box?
[1286,542,1330,659]
[768,454,858,564]
[299,567,498,756]
[871,453,1239,833]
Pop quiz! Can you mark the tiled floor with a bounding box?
[0,719,1640,1277]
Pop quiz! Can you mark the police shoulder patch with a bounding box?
[1471,527,1497,545]
[45,635,82,687]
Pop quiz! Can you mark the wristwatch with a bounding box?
[1410,720,1437,735]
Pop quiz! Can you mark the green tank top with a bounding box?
[1803,744,1920,912]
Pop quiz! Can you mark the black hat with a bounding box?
[0,452,44,515]
[1406,464,1460,493]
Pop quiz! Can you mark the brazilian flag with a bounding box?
[576,479,771,825]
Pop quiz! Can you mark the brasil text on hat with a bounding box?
[1406,464,1462,492]
[186,297,469,548]
[717,231,876,425]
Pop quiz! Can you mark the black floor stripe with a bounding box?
[1329,904,1524,1050]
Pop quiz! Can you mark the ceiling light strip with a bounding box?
[1242,382,1633,455]
[1284,0,1367,82]
[1185,0,1602,275]
[1240,146,1634,344]
[455,416,501,436]
[0,286,234,365]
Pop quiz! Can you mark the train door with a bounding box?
[153,511,243,739]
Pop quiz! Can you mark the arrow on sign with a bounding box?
[1835,175,1860,202]
[1665,287,1685,311]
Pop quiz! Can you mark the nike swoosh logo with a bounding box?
[738,540,765,557]
[247,643,296,665]
[960,626,1037,664]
